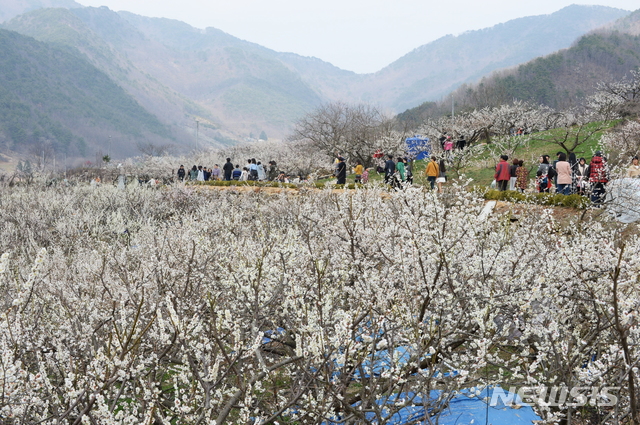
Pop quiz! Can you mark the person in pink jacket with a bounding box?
[555,152,572,195]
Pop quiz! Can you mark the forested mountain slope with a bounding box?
[0,28,172,157]
[0,1,634,159]
[362,5,630,111]
[3,3,628,140]
[398,11,640,126]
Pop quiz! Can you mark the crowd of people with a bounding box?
[372,152,451,192]
[494,151,640,204]
[377,155,416,188]
[171,150,640,204]
[176,159,305,183]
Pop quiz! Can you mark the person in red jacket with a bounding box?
[589,151,608,205]
[494,155,511,191]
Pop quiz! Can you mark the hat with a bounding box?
[338,156,345,161]
[595,151,602,156]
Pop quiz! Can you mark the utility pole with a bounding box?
[108,135,112,158]
[195,119,199,151]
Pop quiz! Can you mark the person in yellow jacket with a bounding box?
[425,156,440,190]
[354,161,364,183]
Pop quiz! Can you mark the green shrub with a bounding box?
[192,180,298,189]
[482,189,589,209]
[191,181,364,190]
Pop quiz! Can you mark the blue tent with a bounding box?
[405,136,431,160]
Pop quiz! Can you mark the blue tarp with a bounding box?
[405,136,431,160]
[262,327,286,345]
[352,346,457,379]
[323,387,541,425]
[263,327,457,381]
[353,345,413,378]
[437,387,541,425]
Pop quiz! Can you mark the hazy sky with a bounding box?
[75,0,638,74]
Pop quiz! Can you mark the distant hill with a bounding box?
[0,28,173,157]
[4,6,331,140]
[3,8,238,150]
[475,31,640,109]
[608,9,640,35]
[0,0,80,22]
[0,1,634,158]
[360,5,630,112]
[108,11,328,132]
[5,4,626,135]
[398,16,640,125]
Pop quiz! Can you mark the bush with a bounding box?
[481,189,590,209]
[191,180,364,190]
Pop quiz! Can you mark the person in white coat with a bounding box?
[257,161,266,181]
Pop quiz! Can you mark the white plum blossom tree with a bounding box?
[0,180,639,424]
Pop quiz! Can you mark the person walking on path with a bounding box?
[494,155,511,191]
[249,159,259,181]
[335,156,347,185]
[536,155,552,193]
[425,156,439,190]
[257,161,266,181]
[384,155,396,184]
[177,165,186,182]
[443,136,454,158]
[361,168,369,184]
[268,161,278,181]
[574,158,589,195]
[515,160,528,192]
[627,156,640,177]
[232,164,242,180]
[589,151,608,205]
[555,152,572,195]
[354,161,364,184]
[403,158,413,184]
[509,158,519,191]
[223,158,234,181]
[211,165,221,181]
[436,159,447,193]
[395,157,406,187]
[240,167,249,181]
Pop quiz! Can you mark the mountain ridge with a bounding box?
[0,0,81,23]
[0,1,635,161]
[361,4,631,111]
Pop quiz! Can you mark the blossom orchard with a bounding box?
[0,182,639,424]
